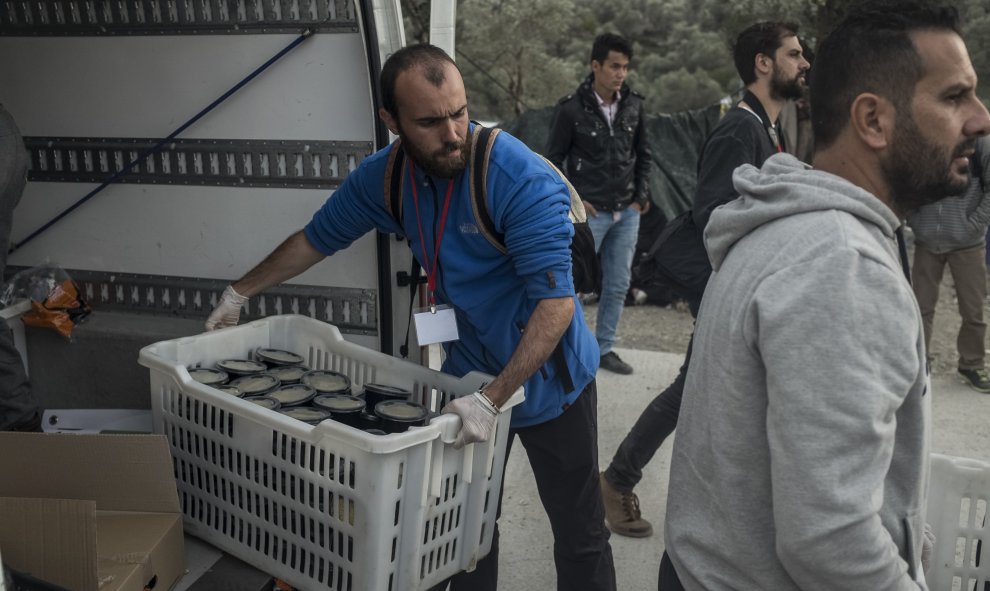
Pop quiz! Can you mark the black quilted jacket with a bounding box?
[545,75,652,211]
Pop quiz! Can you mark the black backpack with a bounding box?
[383,124,601,294]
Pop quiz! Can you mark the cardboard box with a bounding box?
[0,433,184,591]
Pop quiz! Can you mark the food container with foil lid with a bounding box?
[278,406,331,425]
[312,394,365,427]
[263,365,309,385]
[214,384,243,397]
[363,383,411,412]
[216,359,267,376]
[269,383,317,407]
[138,314,528,591]
[255,348,305,367]
[245,395,281,411]
[229,374,280,397]
[353,410,382,432]
[301,369,351,395]
[374,400,429,433]
[188,367,229,386]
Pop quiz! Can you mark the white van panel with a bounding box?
[0,34,374,141]
[8,183,377,288]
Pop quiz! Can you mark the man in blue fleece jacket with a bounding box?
[205,44,614,591]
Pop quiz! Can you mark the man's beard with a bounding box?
[770,66,805,101]
[400,130,469,178]
[883,109,973,215]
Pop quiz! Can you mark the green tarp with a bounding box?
[502,103,723,219]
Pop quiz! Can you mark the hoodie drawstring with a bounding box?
[895,226,911,284]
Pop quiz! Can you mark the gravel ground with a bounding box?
[582,269,988,381]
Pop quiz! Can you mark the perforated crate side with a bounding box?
[141,316,523,591]
[926,453,990,591]
[152,374,428,590]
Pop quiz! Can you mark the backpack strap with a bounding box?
[469,124,508,254]
[469,125,587,250]
[384,140,421,357]
[539,155,586,223]
[383,139,406,226]
[469,125,583,395]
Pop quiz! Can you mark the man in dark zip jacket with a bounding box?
[597,22,810,543]
[546,32,652,376]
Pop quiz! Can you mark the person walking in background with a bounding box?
[0,102,40,432]
[661,0,988,587]
[909,136,990,393]
[206,44,615,591]
[546,32,652,375]
[597,21,809,538]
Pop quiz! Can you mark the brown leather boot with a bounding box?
[600,472,653,538]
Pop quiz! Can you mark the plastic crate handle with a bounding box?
[429,438,445,498]
[434,412,461,445]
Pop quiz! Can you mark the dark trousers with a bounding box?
[604,292,698,492]
[604,332,692,491]
[0,317,36,430]
[432,380,616,591]
[658,551,685,590]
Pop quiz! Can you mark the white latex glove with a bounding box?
[921,522,936,574]
[205,285,249,331]
[442,391,499,449]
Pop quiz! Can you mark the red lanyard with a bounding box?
[409,160,455,311]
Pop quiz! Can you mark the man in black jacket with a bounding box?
[546,33,652,376]
[598,22,810,540]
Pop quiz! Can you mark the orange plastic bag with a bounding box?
[22,278,91,339]
[2,264,91,339]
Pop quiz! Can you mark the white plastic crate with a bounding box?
[926,453,990,591]
[138,315,523,591]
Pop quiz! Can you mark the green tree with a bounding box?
[455,0,592,120]
[399,0,987,121]
[637,67,726,113]
[401,0,430,44]
[960,0,990,105]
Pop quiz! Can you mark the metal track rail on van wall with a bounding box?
[0,0,358,35]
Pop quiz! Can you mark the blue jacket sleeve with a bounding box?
[490,169,575,300]
[303,162,405,255]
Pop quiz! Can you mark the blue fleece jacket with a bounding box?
[303,126,598,428]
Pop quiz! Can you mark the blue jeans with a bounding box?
[587,207,639,355]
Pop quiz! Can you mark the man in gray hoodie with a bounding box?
[661,0,990,589]
[908,137,990,392]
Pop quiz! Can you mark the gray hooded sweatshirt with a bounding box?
[664,153,930,590]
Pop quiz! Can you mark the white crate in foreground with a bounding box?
[138,315,523,591]
[926,453,990,591]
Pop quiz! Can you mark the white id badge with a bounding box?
[414,304,460,346]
